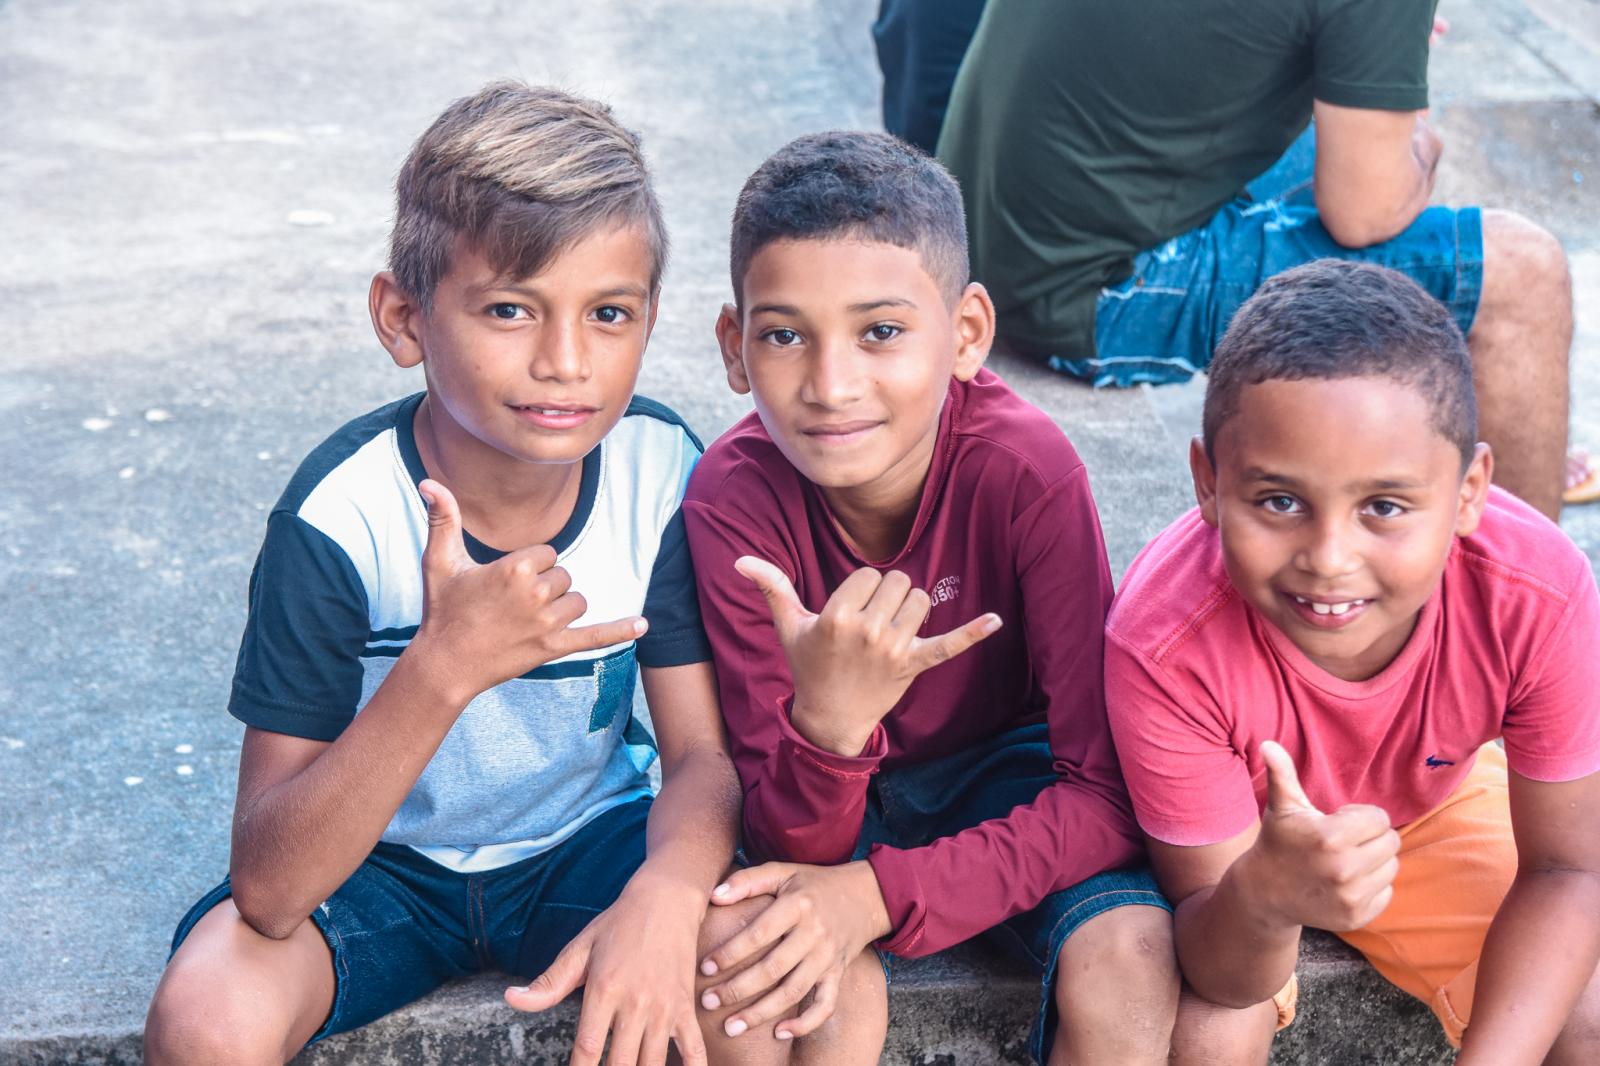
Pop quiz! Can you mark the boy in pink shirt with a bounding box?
[681,132,1211,1065]
[1107,259,1600,1062]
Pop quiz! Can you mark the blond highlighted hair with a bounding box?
[389,80,668,308]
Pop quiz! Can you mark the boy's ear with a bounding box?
[1190,436,1221,527]
[715,303,752,396]
[951,282,996,382]
[370,272,425,369]
[1453,442,1494,537]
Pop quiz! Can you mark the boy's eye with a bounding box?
[1261,494,1301,515]
[593,305,630,325]
[865,323,901,342]
[762,328,801,347]
[489,303,527,320]
[1366,499,1406,518]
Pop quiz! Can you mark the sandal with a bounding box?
[1565,450,1600,506]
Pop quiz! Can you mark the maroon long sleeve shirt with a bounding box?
[683,370,1141,957]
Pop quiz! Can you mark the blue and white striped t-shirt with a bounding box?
[228,392,710,871]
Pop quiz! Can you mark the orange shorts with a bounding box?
[1271,744,1514,1046]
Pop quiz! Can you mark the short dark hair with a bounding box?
[389,80,668,310]
[728,130,968,305]
[1203,260,1477,468]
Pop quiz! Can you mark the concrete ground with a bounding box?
[0,0,1594,1062]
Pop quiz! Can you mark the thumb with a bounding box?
[1261,741,1321,816]
[733,556,810,638]
[505,933,590,1012]
[709,862,793,906]
[419,478,470,575]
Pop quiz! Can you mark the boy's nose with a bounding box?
[1297,517,1363,578]
[800,342,863,409]
[529,323,590,382]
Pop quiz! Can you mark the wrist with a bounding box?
[788,695,880,758]
[622,865,716,913]
[395,640,477,712]
[845,860,893,942]
[1226,845,1301,936]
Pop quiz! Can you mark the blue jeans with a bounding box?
[856,723,1170,1064]
[1055,126,1486,387]
[169,797,651,1046]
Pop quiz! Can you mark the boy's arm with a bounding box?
[1455,768,1600,1066]
[1149,744,1399,1008]
[505,661,741,1066]
[230,481,646,938]
[683,497,887,865]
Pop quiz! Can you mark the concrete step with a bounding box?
[2,932,1452,1065]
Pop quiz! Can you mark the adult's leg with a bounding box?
[144,899,335,1066]
[694,895,887,1066]
[1468,209,1572,519]
[1050,904,1179,1065]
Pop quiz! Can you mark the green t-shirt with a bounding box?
[938,0,1436,360]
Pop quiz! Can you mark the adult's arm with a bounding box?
[1312,101,1442,248]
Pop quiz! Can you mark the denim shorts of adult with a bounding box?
[1052,126,1486,388]
[853,722,1171,1065]
[168,796,651,1047]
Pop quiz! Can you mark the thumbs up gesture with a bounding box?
[414,479,647,702]
[734,556,1001,757]
[1249,741,1401,932]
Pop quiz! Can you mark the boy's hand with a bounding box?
[1244,741,1401,932]
[415,479,646,701]
[697,860,891,1041]
[505,874,709,1066]
[735,556,1000,756]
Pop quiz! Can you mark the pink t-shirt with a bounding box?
[1106,489,1600,847]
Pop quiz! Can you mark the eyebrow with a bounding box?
[748,297,918,317]
[479,281,650,302]
[1240,469,1429,492]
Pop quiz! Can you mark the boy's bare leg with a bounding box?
[1470,208,1572,520]
[1168,986,1277,1066]
[144,900,335,1066]
[694,895,886,1066]
[1050,905,1180,1065]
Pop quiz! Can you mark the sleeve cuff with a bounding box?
[1134,798,1259,848]
[228,682,351,743]
[773,695,888,776]
[865,845,927,956]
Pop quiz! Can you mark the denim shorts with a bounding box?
[169,796,651,1046]
[1054,125,1486,387]
[855,723,1170,1065]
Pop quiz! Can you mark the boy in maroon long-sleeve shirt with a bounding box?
[681,132,1183,1066]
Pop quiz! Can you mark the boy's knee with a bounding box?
[697,894,770,965]
[146,955,278,1065]
[1054,905,1179,1028]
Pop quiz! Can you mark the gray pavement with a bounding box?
[1,0,1596,1061]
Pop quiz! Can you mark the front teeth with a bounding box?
[1293,595,1365,616]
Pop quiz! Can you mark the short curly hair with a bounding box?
[388,80,667,309]
[1203,260,1477,469]
[729,130,968,305]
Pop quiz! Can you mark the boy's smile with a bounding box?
[1193,376,1490,682]
[717,238,990,555]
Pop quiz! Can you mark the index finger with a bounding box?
[1322,803,1393,846]
[909,612,1002,672]
[703,895,801,976]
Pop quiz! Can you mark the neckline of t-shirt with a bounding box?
[393,391,602,562]
[809,377,964,568]
[1256,580,1444,700]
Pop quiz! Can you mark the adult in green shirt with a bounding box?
[935,0,1571,519]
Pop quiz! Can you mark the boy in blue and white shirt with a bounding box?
[145,82,740,1066]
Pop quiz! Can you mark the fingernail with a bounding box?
[985,614,1002,631]
[725,1019,747,1037]
[701,960,719,976]
[713,883,730,897]
[776,1030,793,1041]
[633,618,648,635]
[701,991,720,1010]
[509,985,529,994]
